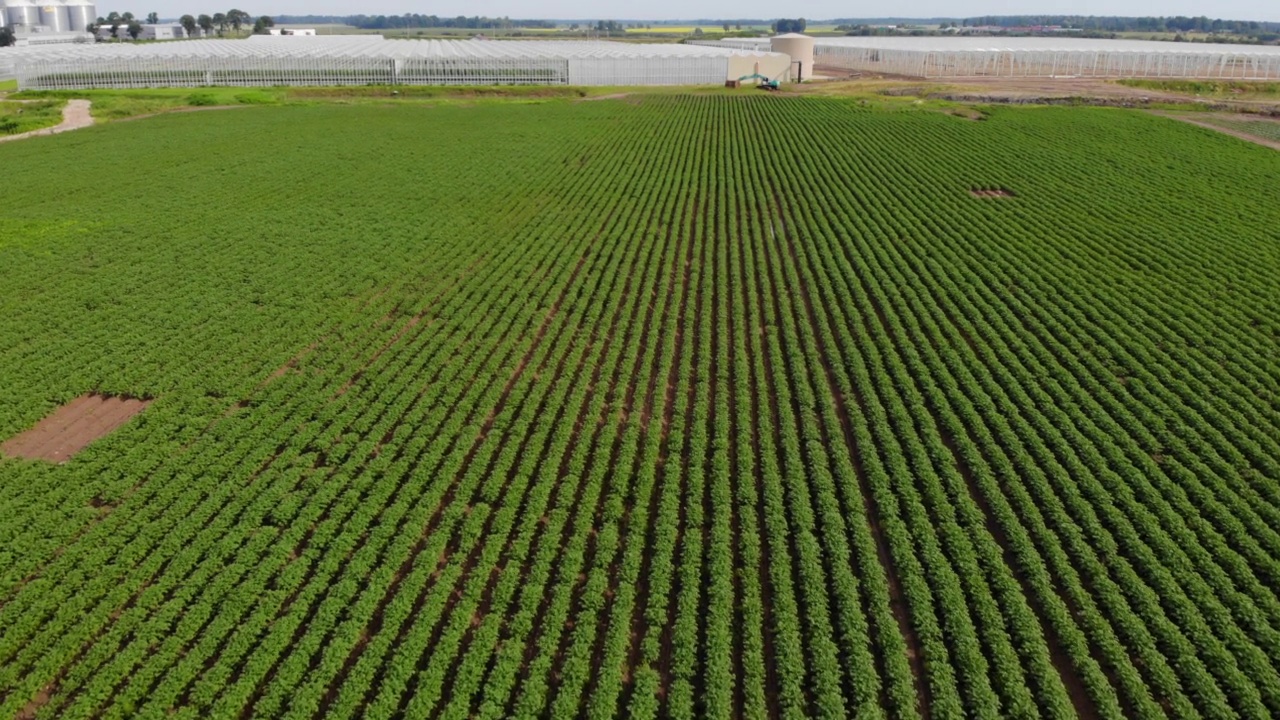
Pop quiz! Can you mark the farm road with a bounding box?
[0,99,94,144]
[1151,111,1280,152]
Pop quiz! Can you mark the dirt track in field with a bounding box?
[1,394,152,463]
[1150,111,1280,151]
[114,104,250,123]
[0,99,93,144]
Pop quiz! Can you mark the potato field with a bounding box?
[2,95,1280,719]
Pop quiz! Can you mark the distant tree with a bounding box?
[198,14,213,35]
[735,22,742,30]
[693,27,704,36]
[121,12,134,22]
[127,20,142,39]
[227,9,250,33]
[0,27,15,48]
[146,11,159,24]
[722,22,731,31]
[180,14,197,36]
[594,19,624,35]
[772,18,807,33]
[212,12,227,35]
[252,15,274,34]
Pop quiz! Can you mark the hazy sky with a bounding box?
[135,2,1280,23]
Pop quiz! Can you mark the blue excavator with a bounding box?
[737,72,781,90]
[726,62,781,90]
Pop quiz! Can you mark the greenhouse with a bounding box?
[3,36,787,89]
[697,36,1280,80]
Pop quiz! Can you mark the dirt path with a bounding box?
[1,394,152,463]
[114,104,248,123]
[0,99,94,144]
[1151,111,1280,152]
[578,93,634,102]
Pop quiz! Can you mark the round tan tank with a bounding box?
[770,32,815,82]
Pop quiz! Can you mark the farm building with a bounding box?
[96,23,187,42]
[696,36,1280,80]
[3,35,792,89]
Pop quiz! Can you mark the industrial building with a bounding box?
[4,35,793,89]
[697,35,1280,80]
[2,0,96,46]
[95,23,187,42]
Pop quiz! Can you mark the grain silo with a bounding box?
[38,0,69,32]
[6,0,40,30]
[770,32,815,82]
[65,0,95,32]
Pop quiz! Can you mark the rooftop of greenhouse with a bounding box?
[0,35,784,64]
[715,35,1280,56]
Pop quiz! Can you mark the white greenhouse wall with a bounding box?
[5,38,786,89]
[814,46,1280,80]
[696,37,1280,80]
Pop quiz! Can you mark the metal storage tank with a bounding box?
[770,32,816,82]
[38,1,69,32]
[65,0,95,32]
[6,0,41,29]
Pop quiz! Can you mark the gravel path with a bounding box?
[0,99,94,144]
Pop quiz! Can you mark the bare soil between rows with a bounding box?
[1,394,152,463]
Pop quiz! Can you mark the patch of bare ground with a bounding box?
[2,394,152,463]
[579,93,635,102]
[970,188,1016,198]
[1150,111,1280,152]
[944,77,1198,103]
[15,684,55,720]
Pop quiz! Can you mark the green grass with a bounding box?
[3,97,1280,718]
[11,83,753,121]
[1192,114,1280,142]
[15,87,288,120]
[1118,78,1280,99]
[0,79,17,93]
[0,98,65,135]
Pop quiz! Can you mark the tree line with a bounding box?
[90,9,274,40]
[275,15,558,31]
[960,15,1280,33]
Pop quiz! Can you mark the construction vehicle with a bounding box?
[725,62,781,90]
[738,72,781,90]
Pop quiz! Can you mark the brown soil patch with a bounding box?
[2,394,152,463]
[15,685,54,720]
[580,93,633,102]
[970,188,1016,198]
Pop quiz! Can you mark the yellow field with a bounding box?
[625,26,767,34]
